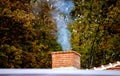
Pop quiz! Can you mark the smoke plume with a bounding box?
[50,0,74,51]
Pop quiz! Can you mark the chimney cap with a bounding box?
[51,50,81,57]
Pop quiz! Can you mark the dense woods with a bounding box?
[0,0,120,68]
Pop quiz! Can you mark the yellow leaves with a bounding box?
[13,9,33,21]
[23,21,31,27]
[100,10,102,13]
[1,7,35,24]
[13,9,25,19]
[2,8,12,16]
[39,44,48,50]
[107,7,119,19]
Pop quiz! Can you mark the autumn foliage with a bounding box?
[0,0,120,68]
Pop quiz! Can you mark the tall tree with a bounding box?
[0,0,60,68]
[70,0,120,68]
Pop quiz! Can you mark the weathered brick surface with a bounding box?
[51,51,81,69]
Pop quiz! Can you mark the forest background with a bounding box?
[0,0,120,68]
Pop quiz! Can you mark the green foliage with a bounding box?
[0,0,60,68]
[0,44,22,68]
[0,0,120,69]
[70,0,120,68]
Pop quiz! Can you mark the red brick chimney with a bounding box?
[51,51,81,69]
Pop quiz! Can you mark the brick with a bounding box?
[51,51,81,69]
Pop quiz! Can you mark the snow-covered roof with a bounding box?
[0,69,120,76]
[91,61,120,70]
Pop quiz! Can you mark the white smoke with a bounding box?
[32,0,74,51]
[50,0,74,51]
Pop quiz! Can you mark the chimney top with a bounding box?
[51,51,81,69]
